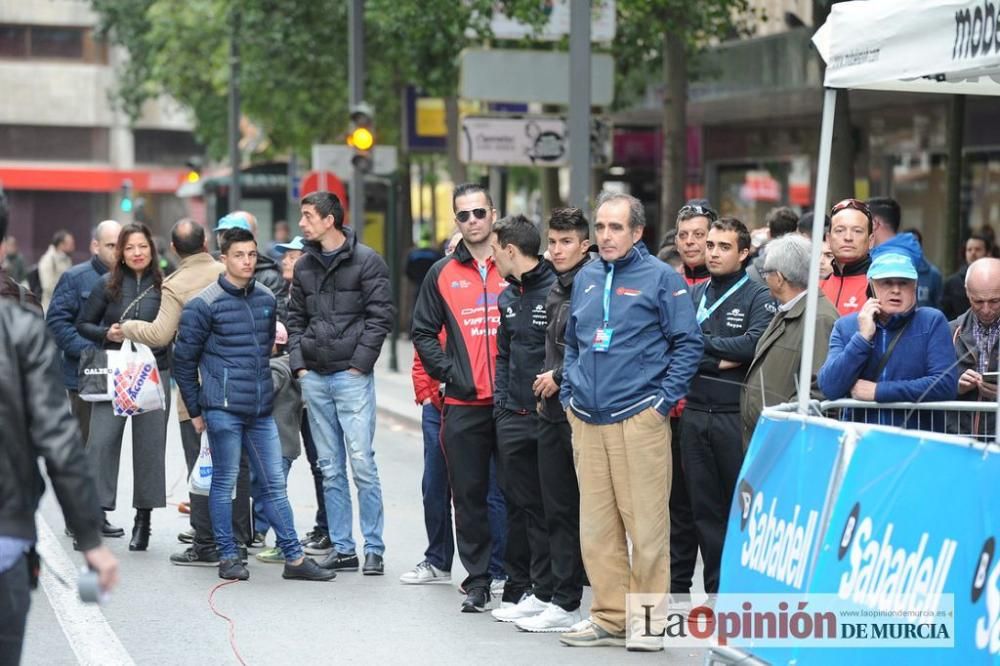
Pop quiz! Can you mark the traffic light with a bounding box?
[120,179,134,213]
[184,156,202,184]
[347,102,374,173]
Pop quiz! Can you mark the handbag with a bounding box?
[111,339,166,417]
[78,347,116,402]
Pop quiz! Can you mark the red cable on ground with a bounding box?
[208,580,248,666]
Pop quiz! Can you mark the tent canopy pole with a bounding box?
[798,87,839,414]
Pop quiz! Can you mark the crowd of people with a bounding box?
[0,182,998,657]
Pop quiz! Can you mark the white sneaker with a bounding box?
[490,577,506,597]
[399,560,451,585]
[515,604,582,633]
[568,615,593,632]
[491,593,549,623]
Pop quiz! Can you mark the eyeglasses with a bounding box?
[830,198,872,222]
[677,204,718,222]
[456,207,490,224]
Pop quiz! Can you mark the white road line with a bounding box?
[35,516,135,666]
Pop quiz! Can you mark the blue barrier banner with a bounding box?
[804,429,1000,664]
[719,415,844,595]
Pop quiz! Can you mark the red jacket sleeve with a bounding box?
[411,349,442,408]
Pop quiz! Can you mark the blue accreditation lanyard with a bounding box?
[602,265,614,327]
[696,275,749,324]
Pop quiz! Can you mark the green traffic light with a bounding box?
[120,198,133,213]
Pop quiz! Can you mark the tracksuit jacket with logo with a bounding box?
[821,255,871,316]
[560,242,703,424]
[411,241,508,405]
[686,269,775,411]
[494,260,556,413]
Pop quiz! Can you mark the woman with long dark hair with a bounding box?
[77,223,171,551]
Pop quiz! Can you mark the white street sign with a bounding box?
[459,115,612,168]
[488,0,616,42]
[460,49,615,106]
[311,144,399,179]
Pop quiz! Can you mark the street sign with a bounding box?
[311,144,399,179]
[459,49,615,106]
[488,0,616,42]
[300,170,348,208]
[459,115,612,168]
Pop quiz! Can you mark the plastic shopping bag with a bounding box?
[77,347,116,402]
[188,432,213,496]
[111,339,166,417]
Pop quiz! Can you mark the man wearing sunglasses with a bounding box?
[822,198,873,316]
[412,183,510,613]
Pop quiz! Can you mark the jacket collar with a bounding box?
[832,254,871,278]
[452,239,495,271]
[600,241,648,271]
[507,259,552,288]
[90,255,110,275]
[877,307,917,331]
[176,252,217,270]
[709,268,747,291]
[684,262,710,282]
[218,274,257,297]
[303,226,356,268]
[557,253,595,288]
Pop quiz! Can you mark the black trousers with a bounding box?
[301,414,328,535]
[0,555,30,665]
[180,419,251,550]
[537,415,583,611]
[496,410,553,603]
[669,415,699,595]
[441,403,501,593]
[678,408,744,594]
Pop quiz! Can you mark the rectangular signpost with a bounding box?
[458,115,611,168]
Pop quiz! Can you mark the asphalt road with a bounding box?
[22,349,707,665]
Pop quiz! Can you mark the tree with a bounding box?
[613,1,759,241]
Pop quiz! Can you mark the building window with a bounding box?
[0,125,110,162]
[0,25,106,63]
[133,130,203,166]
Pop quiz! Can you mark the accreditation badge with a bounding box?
[592,327,614,352]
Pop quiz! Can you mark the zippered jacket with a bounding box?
[539,254,595,422]
[174,275,277,419]
[495,260,556,413]
[560,242,703,425]
[45,256,108,389]
[411,241,507,405]
[821,255,871,316]
[686,270,775,411]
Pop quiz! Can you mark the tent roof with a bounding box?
[813,0,1000,95]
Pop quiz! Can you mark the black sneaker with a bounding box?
[177,528,194,544]
[102,519,125,538]
[319,552,359,571]
[248,532,266,549]
[170,547,220,567]
[283,557,337,581]
[298,529,320,546]
[362,552,384,576]
[461,588,491,613]
[219,558,250,581]
[238,545,249,565]
[303,534,333,556]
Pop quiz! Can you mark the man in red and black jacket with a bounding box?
[411,183,508,613]
[668,202,714,603]
[822,198,873,316]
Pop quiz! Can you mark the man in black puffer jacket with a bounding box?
[489,215,557,624]
[287,191,393,576]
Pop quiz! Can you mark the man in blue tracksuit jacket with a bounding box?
[818,251,958,430]
[174,227,333,583]
[558,192,702,650]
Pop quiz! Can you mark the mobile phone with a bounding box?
[981,371,999,380]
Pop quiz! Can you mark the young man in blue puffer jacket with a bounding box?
[818,252,959,430]
[174,228,332,583]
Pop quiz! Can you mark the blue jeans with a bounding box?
[421,403,507,577]
[252,457,293,536]
[301,370,385,556]
[204,410,304,562]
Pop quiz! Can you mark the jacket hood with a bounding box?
[872,232,931,273]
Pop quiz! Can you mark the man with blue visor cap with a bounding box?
[819,252,959,429]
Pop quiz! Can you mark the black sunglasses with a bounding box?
[456,207,490,224]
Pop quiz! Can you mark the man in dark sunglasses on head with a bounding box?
[822,198,873,316]
[412,183,511,613]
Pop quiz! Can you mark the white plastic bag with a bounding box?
[188,432,213,496]
[111,339,166,417]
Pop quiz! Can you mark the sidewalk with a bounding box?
[374,336,422,429]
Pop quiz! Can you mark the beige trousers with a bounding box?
[569,407,671,634]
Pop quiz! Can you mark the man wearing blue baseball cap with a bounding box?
[818,252,958,429]
[214,212,286,323]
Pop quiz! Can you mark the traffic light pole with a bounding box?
[569,0,591,213]
[349,0,365,238]
[228,7,241,213]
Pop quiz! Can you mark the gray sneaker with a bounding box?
[559,620,626,648]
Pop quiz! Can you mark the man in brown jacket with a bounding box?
[741,234,839,447]
[119,219,250,566]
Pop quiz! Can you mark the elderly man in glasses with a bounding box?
[818,252,958,430]
[822,198,874,316]
[950,257,1000,440]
